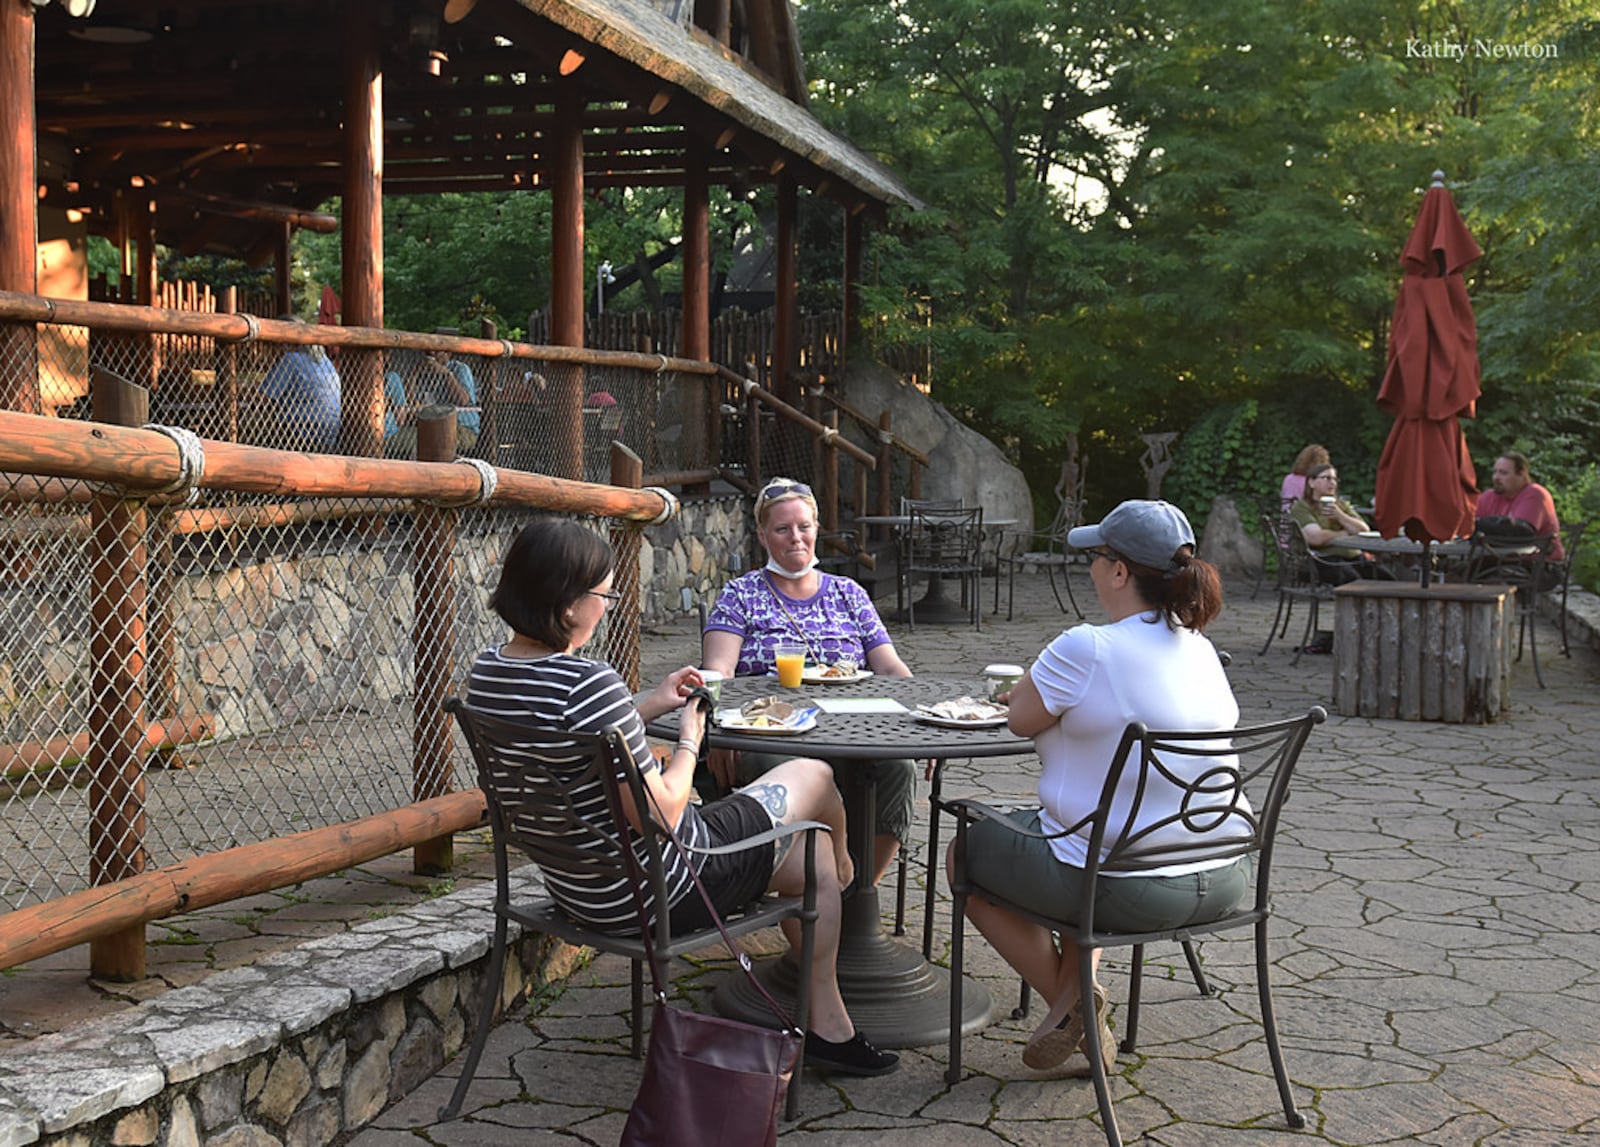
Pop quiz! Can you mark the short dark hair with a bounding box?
[1500,451,1530,477]
[488,517,613,650]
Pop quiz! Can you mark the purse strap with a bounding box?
[612,698,800,1035]
[762,570,825,665]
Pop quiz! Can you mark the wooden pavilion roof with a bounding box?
[32,0,920,263]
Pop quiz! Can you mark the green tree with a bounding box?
[800,0,1600,525]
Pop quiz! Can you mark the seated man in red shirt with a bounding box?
[1476,451,1565,560]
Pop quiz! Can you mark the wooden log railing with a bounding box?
[708,364,883,569]
[0,404,673,978]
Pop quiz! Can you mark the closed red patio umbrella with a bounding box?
[1374,171,1481,544]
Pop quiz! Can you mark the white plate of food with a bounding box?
[715,697,820,735]
[912,697,1010,729]
[800,664,874,685]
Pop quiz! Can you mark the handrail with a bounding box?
[714,365,875,468]
[821,389,930,466]
[0,410,675,521]
[0,291,716,375]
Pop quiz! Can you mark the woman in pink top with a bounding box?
[1278,443,1330,506]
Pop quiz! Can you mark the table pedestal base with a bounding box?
[713,885,992,1048]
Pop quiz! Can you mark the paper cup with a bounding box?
[982,663,1025,701]
[697,669,724,702]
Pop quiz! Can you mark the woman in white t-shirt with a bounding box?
[952,500,1245,1074]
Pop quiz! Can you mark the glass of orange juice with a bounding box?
[774,643,806,688]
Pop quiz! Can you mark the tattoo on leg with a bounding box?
[741,782,790,820]
[772,838,796,871]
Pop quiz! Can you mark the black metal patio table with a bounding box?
[648,673,1033,1047]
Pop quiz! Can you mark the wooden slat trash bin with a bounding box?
[1332,581,1513,724]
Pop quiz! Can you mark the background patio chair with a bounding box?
[440,698,826,1122]
[1249,492,1292,600]
[1464,530,1557,688]
[993,493,1084,621]
[1259,511,1339,663]
[904,505,984,630]
[895,496,961,617]
[942,706,1326,1147]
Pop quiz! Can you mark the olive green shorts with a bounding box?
[964,810,1251,933]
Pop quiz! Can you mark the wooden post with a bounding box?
[821,408,840,538]
[273,222,292,319]
[549,81,586,480]
[145,514,178,750]
[0,0,40,413]
[478,316,503,466]
[217,286,241,442]
[875,411,893,540]
[746,386,763,492]
[773,177,799,406]
[681,141,710,492]
[609,442,644,692]
[412,406,460,875]
[843,210,863,361]
[135,193,162,393]
[342,0,385,458]
[88,369,151,981]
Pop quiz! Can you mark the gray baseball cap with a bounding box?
[1068,500,1196,570]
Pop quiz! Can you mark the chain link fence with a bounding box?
[28,311,713,483]
[0,470,644,915]
[2,307,676,962]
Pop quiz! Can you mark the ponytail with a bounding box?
[1125,547,1224,633]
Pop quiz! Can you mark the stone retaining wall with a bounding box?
[2,495,750,752]
[0,871,560,1147]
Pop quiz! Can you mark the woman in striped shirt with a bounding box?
[465,516,898,1077]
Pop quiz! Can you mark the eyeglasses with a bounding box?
[1313,473,1339,483]
[1090,548,1120,565]
[587,589,623,604]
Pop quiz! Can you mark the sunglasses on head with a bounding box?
[757,480,813,505]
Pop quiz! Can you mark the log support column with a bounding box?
[773,177,799,406]
[549,82,586,480]
[412,408,460,875]
[843,209,864,361]
[88,370,151,981]
[341,0,384,457]
[0,0,40,412]
[681,141,711,491]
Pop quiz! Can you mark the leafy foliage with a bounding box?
[800,0,1600,593]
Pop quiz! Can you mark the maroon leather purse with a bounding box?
[618,739,802,1147]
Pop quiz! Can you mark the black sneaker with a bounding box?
[804,1030,901,1077]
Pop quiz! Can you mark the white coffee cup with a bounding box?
[697,669,724,702]
[981,663,1025,701]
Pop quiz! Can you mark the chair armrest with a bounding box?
[674,818,830,858]
[940,796,1096,843]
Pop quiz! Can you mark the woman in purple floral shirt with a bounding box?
[702,479,917,886]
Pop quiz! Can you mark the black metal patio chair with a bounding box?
[993,493,1084,621]
[942,707,1326,1147]
[1464,530,1558,688]
[904,505,984,631]
[1260,510,1341,663]
[439,698,826,1122]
